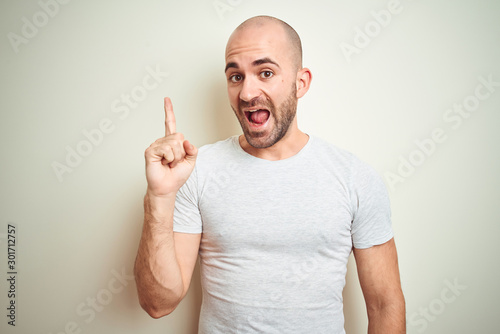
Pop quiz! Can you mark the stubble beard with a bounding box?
[233,83,298,149]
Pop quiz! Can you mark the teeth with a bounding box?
[248,109,258,112]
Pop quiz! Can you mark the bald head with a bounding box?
[227,16,303,70]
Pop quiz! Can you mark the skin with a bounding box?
[134,97,200,317]
[224,19,311,160]
[134,16,405,332]
[354,239,406,333]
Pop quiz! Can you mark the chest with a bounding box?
[198,167,354,255]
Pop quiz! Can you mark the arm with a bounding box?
[134,97,200,318]
[353,238,406,333]
[134,194,200,318]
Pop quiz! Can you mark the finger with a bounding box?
[159,146,175,166]
[164,97,176,136]
[168,142,186,168]
[183,140,198,162]
[145,142,174,164]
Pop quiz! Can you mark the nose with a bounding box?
[239,76,261,103]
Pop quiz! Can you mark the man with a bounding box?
[134,15,405,333]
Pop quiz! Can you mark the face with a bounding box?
[225,24,299,149]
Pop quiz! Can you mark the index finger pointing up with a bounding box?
[164,97,176,136]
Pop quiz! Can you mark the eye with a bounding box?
[229,74,243,83]
[260,70,273,79]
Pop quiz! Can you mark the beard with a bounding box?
[232,83,298,149]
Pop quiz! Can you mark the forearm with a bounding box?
[134,192,184,318]
[367,294,406,334]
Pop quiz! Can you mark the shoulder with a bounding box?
[309,135,383,185]
[309,135,363,172]
[197,136,238,160]
[198,136,236,154]
[309,135,353,161]
[193,136,242,175]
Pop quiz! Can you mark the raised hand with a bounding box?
[144,97,198,197]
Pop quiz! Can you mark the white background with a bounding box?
[1,0,499,333]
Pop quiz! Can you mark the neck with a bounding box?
[239,121,309,161]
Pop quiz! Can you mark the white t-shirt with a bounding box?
[174,135,393,334]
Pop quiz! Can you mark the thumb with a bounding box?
[183,140,198,162]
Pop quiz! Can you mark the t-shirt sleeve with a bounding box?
[173,166,202,234]
[350,158,393,249]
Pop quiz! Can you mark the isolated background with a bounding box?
[1,0,499,333]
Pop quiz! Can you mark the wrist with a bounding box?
[146,189,177,202]
[144,191,177,218]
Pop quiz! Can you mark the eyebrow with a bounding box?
[224,57,280,73]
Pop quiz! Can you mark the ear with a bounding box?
[295,67,312,99]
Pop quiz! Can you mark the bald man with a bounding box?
[134,16,405,333]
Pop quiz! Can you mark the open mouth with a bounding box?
[244,109,270,126]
